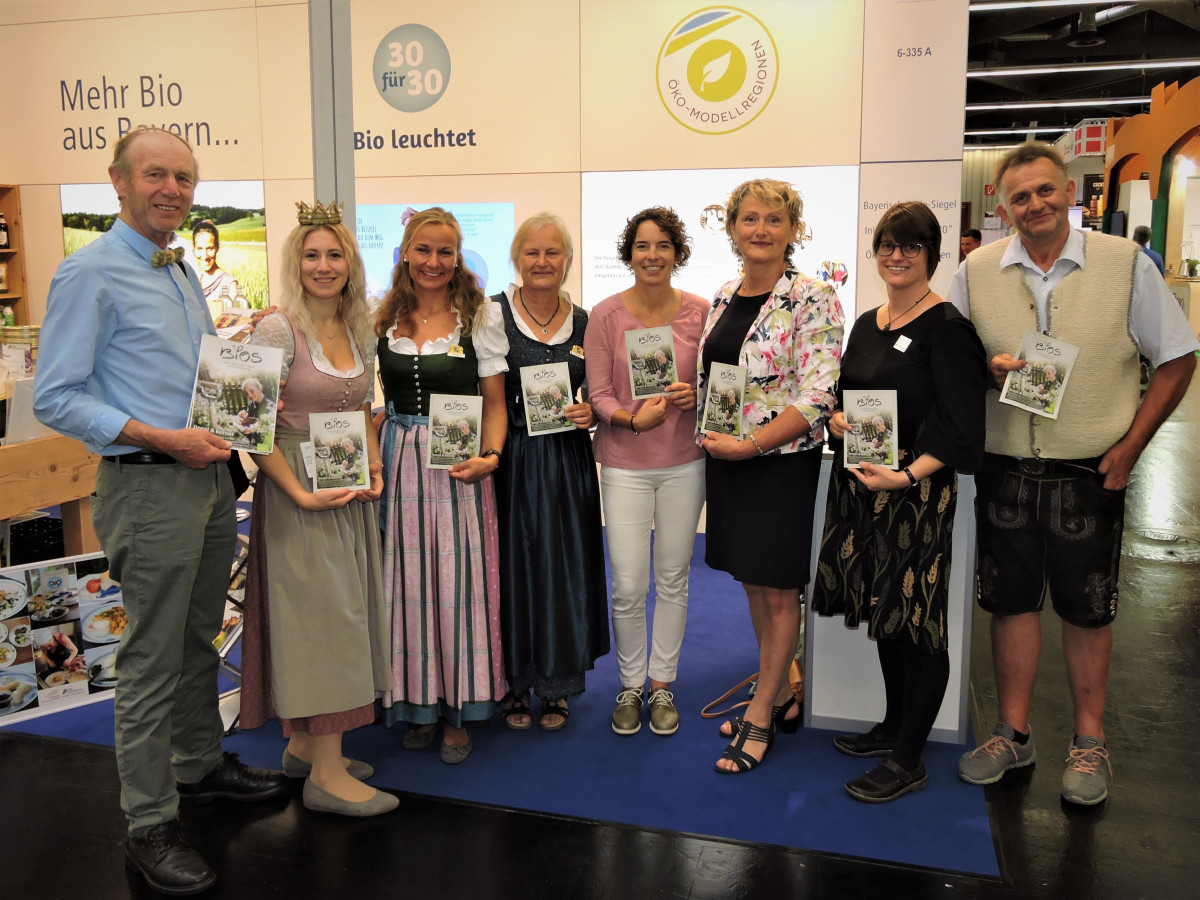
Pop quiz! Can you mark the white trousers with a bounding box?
[600,459,706,687]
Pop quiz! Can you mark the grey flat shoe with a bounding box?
[301,779,399,817]
[440,736,472,765]
[403,723,440,751]
[281,750,375,781]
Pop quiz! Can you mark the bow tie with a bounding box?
[151,247,186,267]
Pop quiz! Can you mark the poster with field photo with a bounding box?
[59,180,269,314]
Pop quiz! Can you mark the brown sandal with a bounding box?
[538,698,569,732]
[501,694,532,731]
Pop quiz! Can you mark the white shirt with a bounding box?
[383,295,509,378]
[947,229,1198,366]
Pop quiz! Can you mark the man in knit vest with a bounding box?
[948,143,1197,806]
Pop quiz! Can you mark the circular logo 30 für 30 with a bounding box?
[373,23,451,113]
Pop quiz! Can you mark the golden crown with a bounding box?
[296,200,343,226]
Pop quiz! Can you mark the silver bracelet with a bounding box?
[749,434,765,456]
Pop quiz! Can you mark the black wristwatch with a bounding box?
[482,448,502,461]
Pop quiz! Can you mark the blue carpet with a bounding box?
[5,533,998,877]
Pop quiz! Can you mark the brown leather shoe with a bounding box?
[125,820,216,895]
[176,752,288,805]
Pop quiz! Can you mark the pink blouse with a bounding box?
[584,291,708,470]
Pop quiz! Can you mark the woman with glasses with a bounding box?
[812,201,986,802]
[697,179,844,773]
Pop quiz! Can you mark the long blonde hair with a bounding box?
[374,207,486,338]
[279,223,372,357]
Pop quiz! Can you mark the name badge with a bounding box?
[892,335,912,352]
[570,345,585,359]
[447,344,466,359]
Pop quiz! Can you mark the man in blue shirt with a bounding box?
[34,127,286,897]
[1132,225,1165,276]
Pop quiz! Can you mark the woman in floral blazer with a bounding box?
[697,178,844,774]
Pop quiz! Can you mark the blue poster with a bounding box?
[355,202,515,305]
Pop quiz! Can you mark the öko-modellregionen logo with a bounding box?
[656,7,778,135]
[372,23,451,113]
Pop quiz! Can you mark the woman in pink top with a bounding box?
[584,207,707,738]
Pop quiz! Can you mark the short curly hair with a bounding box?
[723,179,805,265]
[616,207,692,273]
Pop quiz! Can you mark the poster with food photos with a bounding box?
[521,362,575,436]
[426,394,483,469]
[309,411,370,491]
[187,334,284,454]
[999,331,1080,420]
[842,390,900,470]
[625,326,678,398]
[0,553,123,727]
[701,362,746,438]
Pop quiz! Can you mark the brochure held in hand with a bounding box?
[426,393,483,469]
[999,330,1080,420]
[842,389,899,470]
[625,326,678,399]
[520,362,575,436]
[187,334,283,455]
[701,362,746,437]
[309,410,370,491]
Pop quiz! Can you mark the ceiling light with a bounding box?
[968,59,1200,78]
[966,97,1148,111]
[965,127,1069,136]
[970,0,1128,11]
[963,144,1028,152]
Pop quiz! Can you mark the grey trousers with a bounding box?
[92,458,236,836]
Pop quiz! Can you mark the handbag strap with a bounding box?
[699,672,758,719]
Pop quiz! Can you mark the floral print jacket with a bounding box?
[695,269,844,454]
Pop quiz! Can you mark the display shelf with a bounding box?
[0,184,28,325]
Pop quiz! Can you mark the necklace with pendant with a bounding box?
[419,305,449,325]
[520,288,559,335]
[882,288,932,332]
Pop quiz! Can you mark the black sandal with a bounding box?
[715,719,774,774]
[501,694,532,731]
[719,698,799,738]
[538,698,569,732]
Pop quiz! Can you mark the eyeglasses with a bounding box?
[875,241,923,258]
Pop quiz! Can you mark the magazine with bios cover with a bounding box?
[700,362,746,438]
[842,389,899,470]
[426,393,483,469]
[309,410,370,491]
[520,362,575,436]
[625,326,678,399]
[187,334,283,454]
[999,330,1080,420]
